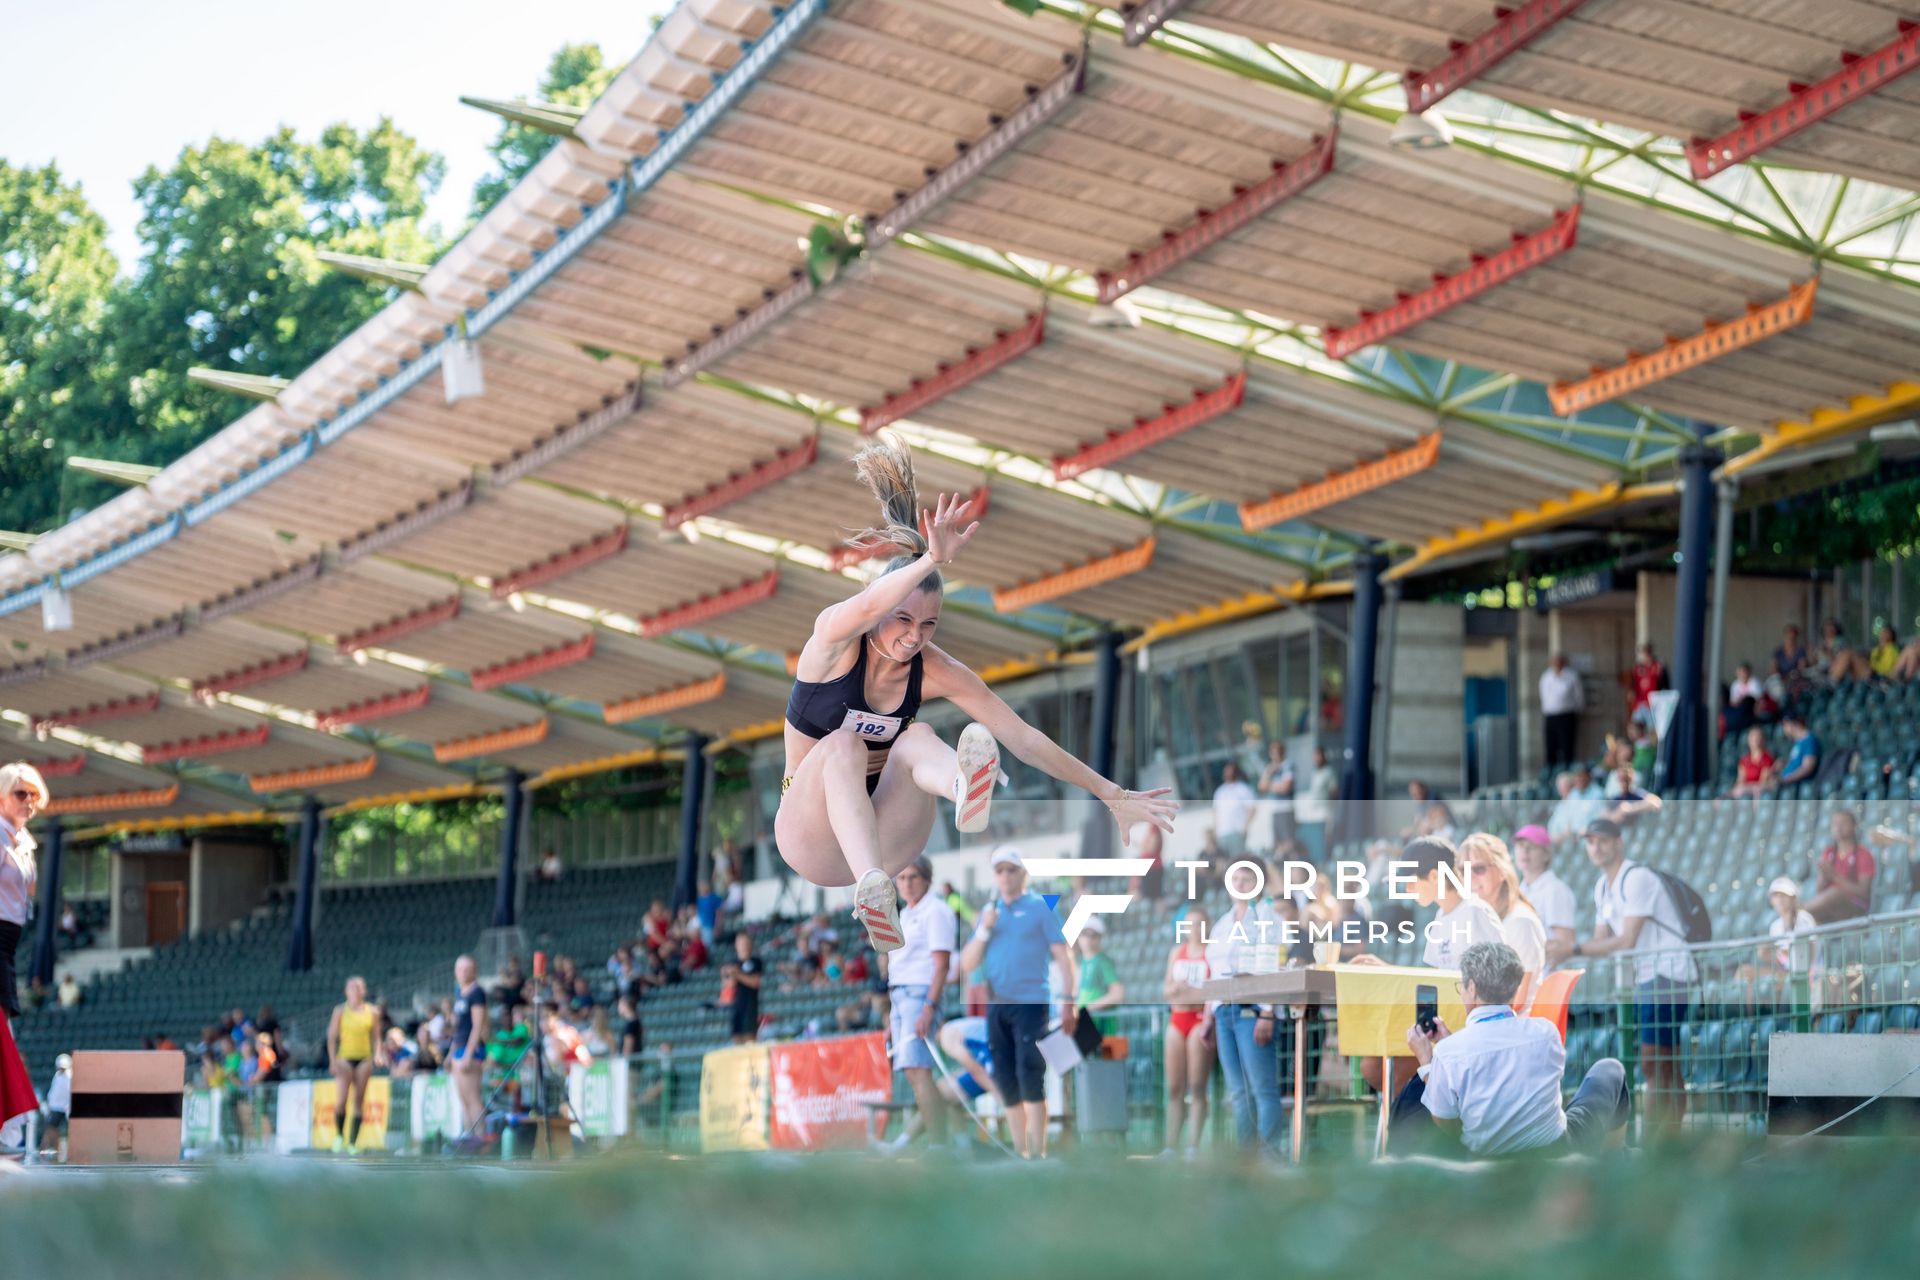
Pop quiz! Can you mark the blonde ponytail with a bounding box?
[845,432,931,564]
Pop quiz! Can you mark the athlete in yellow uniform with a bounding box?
[326,976,384,1152]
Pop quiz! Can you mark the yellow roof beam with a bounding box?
[1126,580,1352,653]
[1720,379,1920,481]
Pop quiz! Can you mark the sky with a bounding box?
[0,0,672,271]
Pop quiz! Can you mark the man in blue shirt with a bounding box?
[960,846,1076,1159]
[1777,715,1821,790]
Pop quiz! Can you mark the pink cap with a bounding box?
[1514,824,1551,847]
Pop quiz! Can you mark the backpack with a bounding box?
[1631,864,1712,944]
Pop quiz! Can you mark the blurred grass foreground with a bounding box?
[3,1142,1919,1279]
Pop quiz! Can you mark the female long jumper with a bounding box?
[775,436,1176,953]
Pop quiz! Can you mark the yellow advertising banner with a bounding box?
[1330,963,1467,1057]
[310,1077,392,1151]
[700,1043,771,1153]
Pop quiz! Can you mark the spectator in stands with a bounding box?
[641,899,673,954]
[1572,818,1695,1133]
[1458,834,1546,1010]
[492,955,525,1007]
[1212,761,1257,859]
[1604,766,1662,825]
[882,855,954,1149]
[1075,916,1124,1037]
[1539,652,1583,770]
[1259,742,1296,851]
[487,1004,531,1072]
[1204,861,1284,1159]
[1626,642,1668,729]
[567,976,596,1015]
[1724,661,1764,738]
[682,928,710,974]
[56,900,78,948]
[617,994,643,1056]
[56,972,81,1009]
[537,848,562,881]
[723,930,763,1045]
[1888,630,1920,682]
[1865,625,1902,681]
[22,977,46,1012]
[1807,808,1878,923]
[1776,714,1821,790]
[606,945,636,993]
[960,845,1075,1160]
[1295,747,1337,864]
[940,881,976,930]
[1774,623,1810,675]
[1548,764,1606,850]
[383,1026,417,1079]
[1392,941,1629,1157]
[695,880,723,947]
[836,953,888,1034]
[1729,727,1777,798]
[1513,825,1578,968]
[586,1007,614,1059]
[44,1053,71,1160]
[1815,618,1854,681]
[1761,877,1819,974]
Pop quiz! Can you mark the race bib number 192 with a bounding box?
[841,708,904,742]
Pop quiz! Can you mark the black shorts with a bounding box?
[987,1003,1049,1105]
[0,920,20,1017]
[730,1001,760,1038]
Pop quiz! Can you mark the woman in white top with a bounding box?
[1761,876,1820,975]
[1293,747,1337,863]
[1458,833,1546,1011]
[0,763,51,1021]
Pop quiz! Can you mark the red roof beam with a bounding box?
[828,487,990,572]
[314,685,431,732]
[1097,131,1338,304]
[662,436,819,531]
[638,570,780,638]
[1052,372,1247,482]
[1403,0,1593,114]
[31,755,87,779]
[861,314,1045,433]
[470,634,597,691]
[1323,206,1580,361]
[141,722,271,764]
[339,596,461,654]
[1686,23,1920,179]
[491,525,630,599]
[30,690,161,733]
[192,649,310,699]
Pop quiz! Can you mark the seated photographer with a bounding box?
[1389,941,1629,1158]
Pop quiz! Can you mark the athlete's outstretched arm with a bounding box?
[809,493,980,650]
[926,648,1176,845]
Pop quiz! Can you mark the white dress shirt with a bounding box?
[888,893,957,987]
[1422,1005,1569,1155]
[1539,666,1584,716]
[0,817,37,926]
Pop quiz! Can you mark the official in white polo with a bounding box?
[886,854,957,1149]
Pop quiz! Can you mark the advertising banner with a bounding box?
[181,1087,222,1152]
[274,1080,311,1155]
[699,1043,771,1153]
[769,1031,890,1151]
[410,1073,464,1143]
[310,1077,391,1151]
[568,1058,630,1138]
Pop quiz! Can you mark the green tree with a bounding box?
[470,43,621,220]
[0,161,121,533]
[112,120,446,465]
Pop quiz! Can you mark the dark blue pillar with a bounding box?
[673,736,710,912]
[1664,444,1721,790]
[1081,626,1126,860]
[285,797,321,973]
[1339,546,1386,809]
[492,768,527,927]
[29,818,65,985]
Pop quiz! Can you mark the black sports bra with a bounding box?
[785,639,923,749]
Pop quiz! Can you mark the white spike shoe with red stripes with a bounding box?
[852,868,904,953]
[954,723,1005,835]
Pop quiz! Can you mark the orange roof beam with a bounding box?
[1239,433,1443,531]
[1549,280,1819,416]
[434,718,549,764]
[603,672,728,724]
[250,755,378,794]
[992,537,1156,613]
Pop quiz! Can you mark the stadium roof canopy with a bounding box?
[4,0,1919,824]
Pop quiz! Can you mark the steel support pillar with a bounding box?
[492,769,527,928]
[674,736,710,912]
[29,818,66,985]
[285,797,322,973]
[1664,446,1722,790]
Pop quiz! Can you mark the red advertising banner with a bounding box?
[768,1031,891,1150]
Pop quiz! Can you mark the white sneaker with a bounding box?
[852,867,904,953]
[953,723,1004,834]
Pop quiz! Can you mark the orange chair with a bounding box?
[1523,969,1585,1042]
